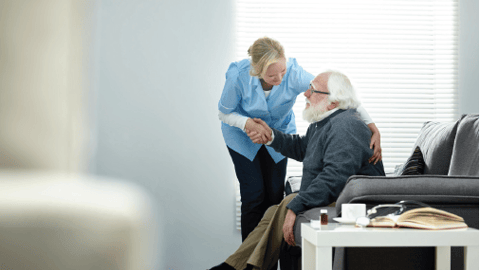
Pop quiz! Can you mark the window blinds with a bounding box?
[234,0,458,229]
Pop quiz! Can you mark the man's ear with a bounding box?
[328,101,339,110]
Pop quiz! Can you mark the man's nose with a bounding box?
[304,90,309,97]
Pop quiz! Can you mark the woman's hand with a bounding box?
[245,118,272,144]
[367,123,382,164]
[246,130,267,144]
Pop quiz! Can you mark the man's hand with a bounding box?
[246,130,268,144]
[245,118,272,144]
[283,209,296,246]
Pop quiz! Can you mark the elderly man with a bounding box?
[210,70,385,270]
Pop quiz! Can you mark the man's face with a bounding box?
[304,73,330,109]
[302,73,335,123]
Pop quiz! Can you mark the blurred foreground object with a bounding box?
[0,0,91,171]
[0,2,160,269]
[0,170,159,270]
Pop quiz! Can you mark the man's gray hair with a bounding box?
[326,70,361,109]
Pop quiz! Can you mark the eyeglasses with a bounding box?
[308,83,330,95]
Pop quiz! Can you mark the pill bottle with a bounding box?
[320,209,328,225]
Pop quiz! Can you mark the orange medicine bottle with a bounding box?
[320,209,328,225]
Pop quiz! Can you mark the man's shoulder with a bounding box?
[329,109,365,127]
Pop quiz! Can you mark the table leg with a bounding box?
[315,247,332,270]
[465,245,479,270]
[435,246,450,270]
[301,237,332,270]
[302,237,315,270]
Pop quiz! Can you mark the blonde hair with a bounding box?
[248,37,285,78]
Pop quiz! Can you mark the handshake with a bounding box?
[245,118,273,145]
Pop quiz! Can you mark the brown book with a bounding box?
[368,207,468,230]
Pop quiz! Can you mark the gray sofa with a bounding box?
[280,114,479,270]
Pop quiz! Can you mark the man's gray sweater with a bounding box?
[270,109,385,214]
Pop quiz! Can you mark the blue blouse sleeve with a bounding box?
[218,62,241,114]
[287,58,314,95]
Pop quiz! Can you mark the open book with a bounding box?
[368,207,468,230]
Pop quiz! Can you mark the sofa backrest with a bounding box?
[413,117,462,175]
[411,114,479,176]
[448,114,479,176]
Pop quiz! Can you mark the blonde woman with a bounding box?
[218,37,381,242]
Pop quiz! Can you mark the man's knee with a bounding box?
[263,193,297,219]
[264,204,278,218]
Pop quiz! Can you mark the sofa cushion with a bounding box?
[336,175,479,213]
[448,114,479,176]
[394,146,425,175]
[413,118,461,175]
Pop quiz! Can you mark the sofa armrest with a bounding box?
[285,176,302,195]
[336,175,479,216]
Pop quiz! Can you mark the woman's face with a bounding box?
[262,58,287,87]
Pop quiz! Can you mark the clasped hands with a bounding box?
[245,118,272,144]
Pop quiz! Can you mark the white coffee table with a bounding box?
[301,223,479,270]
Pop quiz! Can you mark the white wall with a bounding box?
[458,0,480,115]
[90,1,239,269]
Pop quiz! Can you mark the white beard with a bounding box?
[302,98,330,123]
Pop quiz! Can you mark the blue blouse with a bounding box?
[218,58,314,163]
